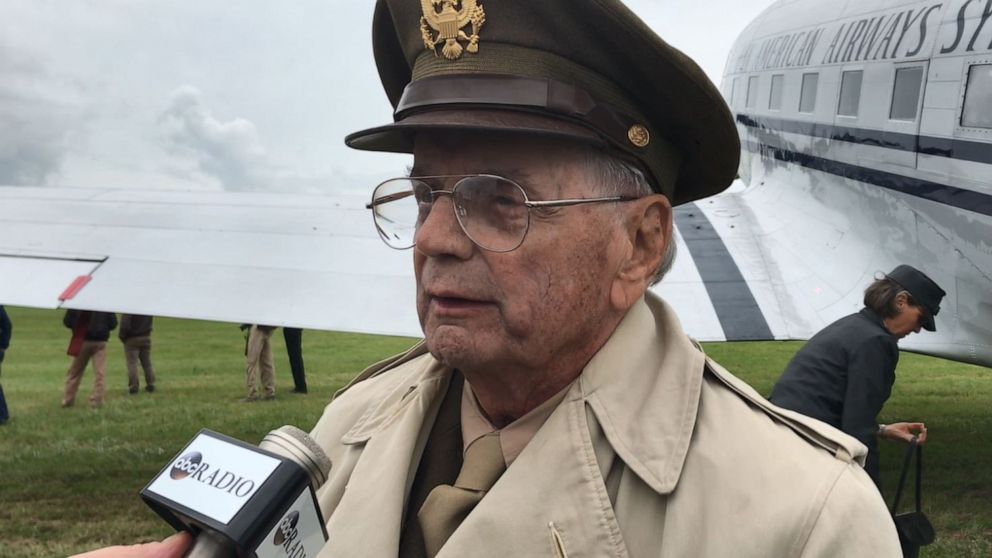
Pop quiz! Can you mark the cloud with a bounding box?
[158,85,403,194]
[158,86,270,191]
[0,41,84,186]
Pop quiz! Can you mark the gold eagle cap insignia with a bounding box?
[420,0,486,60]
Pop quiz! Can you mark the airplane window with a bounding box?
[731,77,742,109]
[890,67,924,121]
[746,75,759,109]
[799,73,818,113]
[962,64,992,128]
[769,74,784,110]
[837,70,863,117]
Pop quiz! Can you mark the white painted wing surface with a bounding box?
[0,185,777,345]
[0,186,422,338]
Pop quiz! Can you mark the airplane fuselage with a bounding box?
[721,0,992,366]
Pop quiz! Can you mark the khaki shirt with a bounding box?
[311,292,901,557]
[461,379,571,467]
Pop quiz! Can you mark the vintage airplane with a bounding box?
[703,0,992,366]
[0,0,989,367]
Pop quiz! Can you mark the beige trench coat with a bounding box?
[311,293,901,557]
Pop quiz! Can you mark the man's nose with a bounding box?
[414,195,474,259]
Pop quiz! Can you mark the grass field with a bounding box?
[0,306,988,557]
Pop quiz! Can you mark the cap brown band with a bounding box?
[392,73,681,196]
[398,74,640,151]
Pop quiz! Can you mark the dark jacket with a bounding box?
[769,308,898,486]
[63,310,118,342]
[0,305,11,362]
[119,314,153,341]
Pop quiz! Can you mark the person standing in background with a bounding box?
[243,324,276,402]
[62,310,118,408]
[119,314,156,394]
[0,305,11,424]
[283,327,308,394]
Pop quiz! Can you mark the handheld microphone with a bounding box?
[141,426,332,558]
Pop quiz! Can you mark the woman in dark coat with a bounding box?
[769,265,945,488]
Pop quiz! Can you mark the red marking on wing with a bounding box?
[59,275,93,301]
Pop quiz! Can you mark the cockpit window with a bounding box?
[962,64,992,129]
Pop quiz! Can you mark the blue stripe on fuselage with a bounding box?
[736,114,992,216]
[736,114,992,166]
[674,204,773,341]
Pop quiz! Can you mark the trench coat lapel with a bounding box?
[580,293,705,494]
[436,389,627,558]
[321,362,450,557]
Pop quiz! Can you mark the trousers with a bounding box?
[63,341,107,407]
[0,361,8,423]
[123,335,156,391]
[245,326,275,398]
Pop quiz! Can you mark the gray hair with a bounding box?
[585,151,677,285]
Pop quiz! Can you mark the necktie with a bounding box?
[417,432,506,557]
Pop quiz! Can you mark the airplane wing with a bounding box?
[0,183,788,344]
[0,186,421,337]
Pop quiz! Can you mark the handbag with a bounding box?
[890,436,935,558]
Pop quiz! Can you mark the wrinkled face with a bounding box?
[887,298,926,339]
[411,133,627,375]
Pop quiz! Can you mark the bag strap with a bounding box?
[890,436,922,514]
[914,441,923,512]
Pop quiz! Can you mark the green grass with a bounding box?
[1,307,989,556]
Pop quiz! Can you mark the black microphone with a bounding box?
[141,426,332,558]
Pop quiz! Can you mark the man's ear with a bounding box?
[610,194,672,311]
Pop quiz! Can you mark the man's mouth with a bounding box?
[426,290,495,316]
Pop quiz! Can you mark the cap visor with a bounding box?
[922,314,936,332]
[346,108,603,154]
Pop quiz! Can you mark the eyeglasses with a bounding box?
[366,174,638,252]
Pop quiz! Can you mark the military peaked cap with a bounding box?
[346,0,740,205]
[885,265,946,331]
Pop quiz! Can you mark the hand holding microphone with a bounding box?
[70,532,193,558]
[71,426,331,558]
[142,425,331,558]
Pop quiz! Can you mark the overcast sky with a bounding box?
[0,0,776,194]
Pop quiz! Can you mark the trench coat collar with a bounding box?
[327,293,704,556]
[578,291,705,494]
[340,292,705,492]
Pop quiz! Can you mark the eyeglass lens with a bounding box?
[371,175,530,252]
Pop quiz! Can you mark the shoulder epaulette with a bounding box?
[704,356,867,466]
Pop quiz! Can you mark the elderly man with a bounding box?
[306,1,901,556]
[77,1,900,557]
